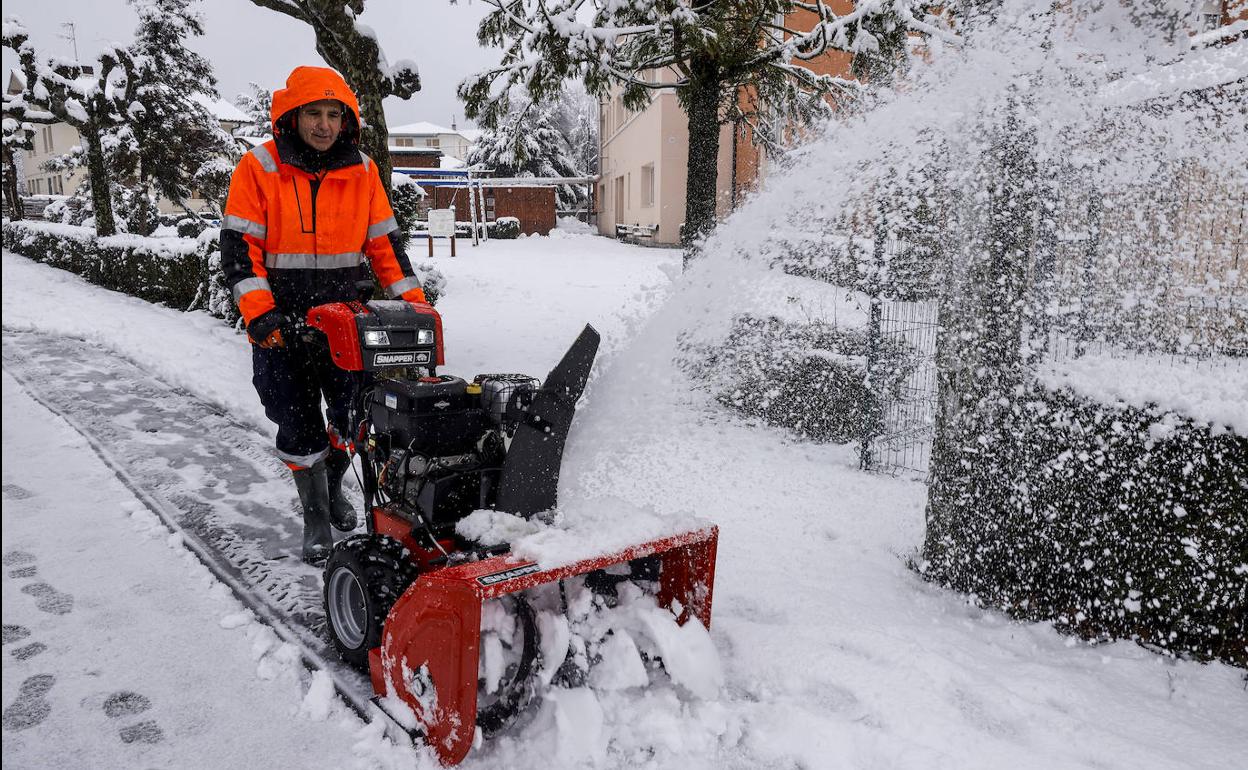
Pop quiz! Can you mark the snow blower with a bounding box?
[303,296,719,765]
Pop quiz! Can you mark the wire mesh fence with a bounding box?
[862,299,939,477]
[853,179,1245,478]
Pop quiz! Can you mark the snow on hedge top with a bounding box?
[1039,354,1248,435]
[8,220,202,257]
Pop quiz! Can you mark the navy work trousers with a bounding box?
[252,341,357,468]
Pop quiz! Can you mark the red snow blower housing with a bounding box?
[304,298,719,765]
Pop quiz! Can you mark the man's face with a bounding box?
[297,100,345,152]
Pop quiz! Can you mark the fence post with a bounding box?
[1077,191,1101,359]
[859,212,887,471]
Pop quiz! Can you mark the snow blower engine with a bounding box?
[303,297,719,765]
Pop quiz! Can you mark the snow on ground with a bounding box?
[0,371,418,770]
[4,230,1248,769]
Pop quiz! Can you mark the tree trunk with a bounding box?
[83,126,117,236]
[681,67,723,265]
[3,148,23,220]
[354,88,394,199]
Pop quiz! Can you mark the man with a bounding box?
[220,66,427,564]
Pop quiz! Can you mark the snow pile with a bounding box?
[477,575,725,764]
[459,500,707,572]
[552,216,595,236]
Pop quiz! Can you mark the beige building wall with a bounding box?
[20,120,242,217]
[22,123,87,198]
[598,70,696,246]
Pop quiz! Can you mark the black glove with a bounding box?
[248,309,289,349]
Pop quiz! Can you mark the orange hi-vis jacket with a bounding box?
[220,67,422,329]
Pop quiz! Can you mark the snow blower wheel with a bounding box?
[323,534,417,670]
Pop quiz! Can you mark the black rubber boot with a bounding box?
[292,461,334,565]
[325,448,358,532]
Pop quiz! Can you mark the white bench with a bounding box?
[615,223,659,243]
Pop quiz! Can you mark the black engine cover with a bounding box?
[370,376,491,455]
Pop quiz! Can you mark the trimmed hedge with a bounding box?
[4,220,214,311]
[687,314,919,444]
[3,220,447,328]
[922,383,1247,667]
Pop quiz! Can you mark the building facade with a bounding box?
[388,121,477,166]
[596,10,852,246]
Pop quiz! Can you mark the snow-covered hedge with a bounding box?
[687,314,919,445]
[490,216,521,239]
[3,220,447,326]
[921,385,1247,666]
[3,219,215,313]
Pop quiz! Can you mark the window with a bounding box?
[1202,13,1221,31]
[640,163,654,207]
[425,137,440,148]
[395,137,414,147]
[51,176,63,195]
[599,183,606,212]
[42,126,54,153]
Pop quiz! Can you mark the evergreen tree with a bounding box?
[460,1,954,259]
[234,82,273,138]
[553,84,598,213]
[3,17,139,236]
[125,0,236,217]
[465,95,584,209]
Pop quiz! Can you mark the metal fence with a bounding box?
[854,182,1245,478]
[863,299,939,477]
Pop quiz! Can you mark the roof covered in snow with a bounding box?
[389,121,462,137]
[191,93,250,123]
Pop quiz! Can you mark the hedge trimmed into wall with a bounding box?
[4,220,215,312]
[922,383,1247,666]
[3,220,446,327]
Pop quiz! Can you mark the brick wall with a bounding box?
[424,185,556,236]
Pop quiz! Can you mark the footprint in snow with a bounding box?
[12,642,48,661]
[3,625,47,661]
[103,691,164,745]
[2,674,55,732]
[21,583,74,615]
[9,566,38,579]
[2,624,31,645]
[1,484,34,500]
[2,550,36,566]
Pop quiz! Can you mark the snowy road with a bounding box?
[4,232,1248,769]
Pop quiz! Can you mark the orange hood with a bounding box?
[271,66,361,132]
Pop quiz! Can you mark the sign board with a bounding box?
[427,209,455,238]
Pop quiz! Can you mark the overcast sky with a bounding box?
[2,0,499,131]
